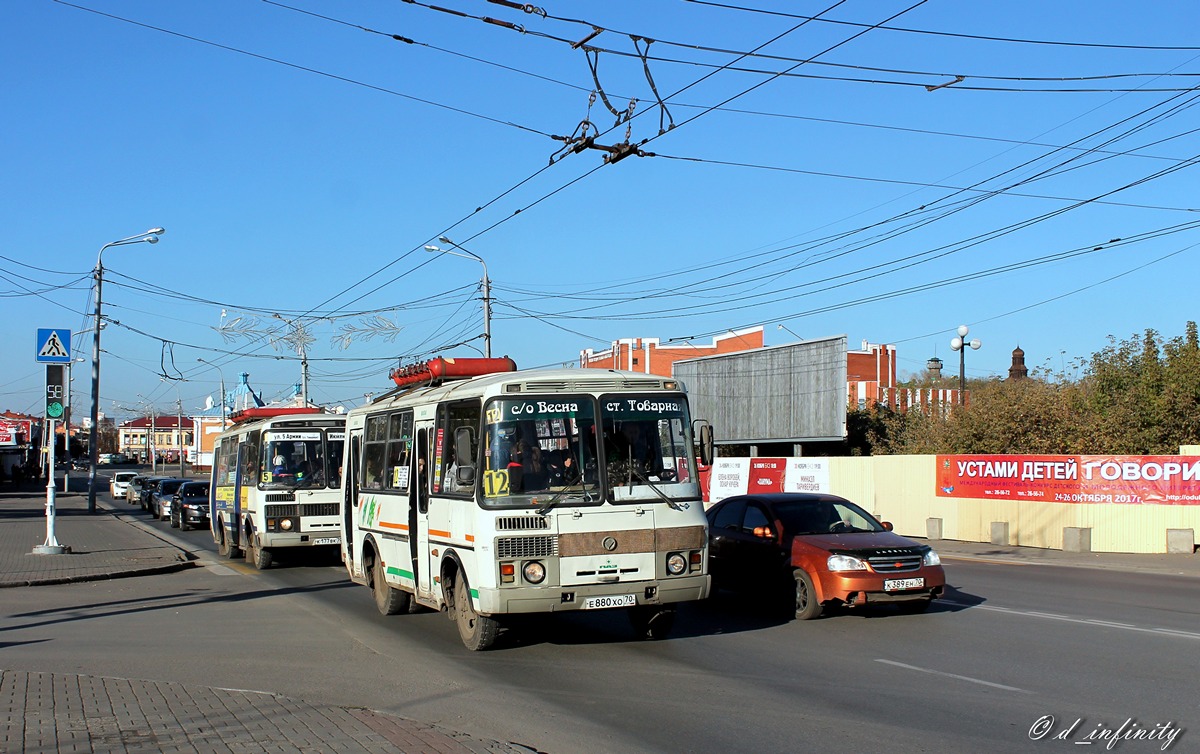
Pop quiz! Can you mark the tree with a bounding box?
[858,322,1200,455]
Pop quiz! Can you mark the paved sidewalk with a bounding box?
[0,479,540,754]
[0,479,192,588]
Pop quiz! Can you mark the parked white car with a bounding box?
[110,471,138,498]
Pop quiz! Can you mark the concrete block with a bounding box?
[926,517,943,541]
[990,521,1009,546]
[1166,528,1195,554]
[1063,527,1091,553]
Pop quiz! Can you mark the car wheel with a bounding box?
[169,512,178,528]
[372,555,410,615]
[454,574,498,651]
[629,605,676,640]
[794,569,824,621]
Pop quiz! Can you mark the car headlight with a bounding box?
[827,553,867,572]
[522,561,546,584]
[666,552,688,575]
[923,549,941,566]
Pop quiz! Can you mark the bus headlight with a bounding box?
[279,518,294,531]
[523,561,546,584]
[666,552,687,576]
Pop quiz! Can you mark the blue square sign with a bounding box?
[36,328,72,363]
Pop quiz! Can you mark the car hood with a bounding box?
[793,530,925,553]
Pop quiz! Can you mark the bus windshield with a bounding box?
[260,430,339,490]
[481,395,600,508]
[598,393,696,503]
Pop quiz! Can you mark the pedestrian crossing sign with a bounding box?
[36,328,72,363]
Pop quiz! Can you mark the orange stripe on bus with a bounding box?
[465,534,475,543]
[428,529,452,538]
[379,521,409,531]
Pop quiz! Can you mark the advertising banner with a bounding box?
[936,454,1200,506]
[707,457,831,503]
[0,419,31,447]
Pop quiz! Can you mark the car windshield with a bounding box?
[181,485,209,498]
[158,480,183,495]
[773,499,885,536]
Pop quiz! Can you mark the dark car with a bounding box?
[706,493,946,619]
[138,477,170,511]
[170,481,211,531]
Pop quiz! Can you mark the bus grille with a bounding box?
[497,516,549,531]
[303,503,340,517]
[496,535,559,559]
[265,503,339,518]
[265,493,296,502]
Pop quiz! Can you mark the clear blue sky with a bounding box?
[3,0,1199,421]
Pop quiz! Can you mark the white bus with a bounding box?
[210,407,346,569]
[340,358,713,650]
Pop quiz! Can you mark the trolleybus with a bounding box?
[210,407,346,569]
[340,357,713,650]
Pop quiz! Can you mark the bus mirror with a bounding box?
[696,422,714,466]
[456,465,476,487]
[454,426,474,468]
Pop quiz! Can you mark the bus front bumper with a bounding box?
[478,574,709,615]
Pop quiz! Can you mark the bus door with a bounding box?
[342,429,362,571]
[414,423,434,597]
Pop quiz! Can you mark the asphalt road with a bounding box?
[3,492,1195,753]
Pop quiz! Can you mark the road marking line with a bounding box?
[874,659,1030,693]
[962,603,1200,641]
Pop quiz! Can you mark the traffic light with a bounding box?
[46,364,65,419]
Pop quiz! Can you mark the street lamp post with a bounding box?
[196,358,227,428]
[87,228,164,513]
[137,394,158,475]
[949,324,982,406]
[424,236,491,358]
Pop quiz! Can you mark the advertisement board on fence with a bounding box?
[0,419,31,447]
[707,457,830,503]
[936,454,1200,505]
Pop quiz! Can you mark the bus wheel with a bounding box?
[454,575,498,651]
[372,556,410,615]
[629,606,676,640]
[216,522,239,559]
[247,536,273,570]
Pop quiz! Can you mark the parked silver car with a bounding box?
[149,478,185,520]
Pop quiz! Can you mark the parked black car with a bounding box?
[171,481,211,531]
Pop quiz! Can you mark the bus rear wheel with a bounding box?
[216,522,239,559]
[454,575,498,651]
[372,556,410,615]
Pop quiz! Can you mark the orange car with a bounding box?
[707,493,946,619]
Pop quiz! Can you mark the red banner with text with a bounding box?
[936,455,1200,505]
